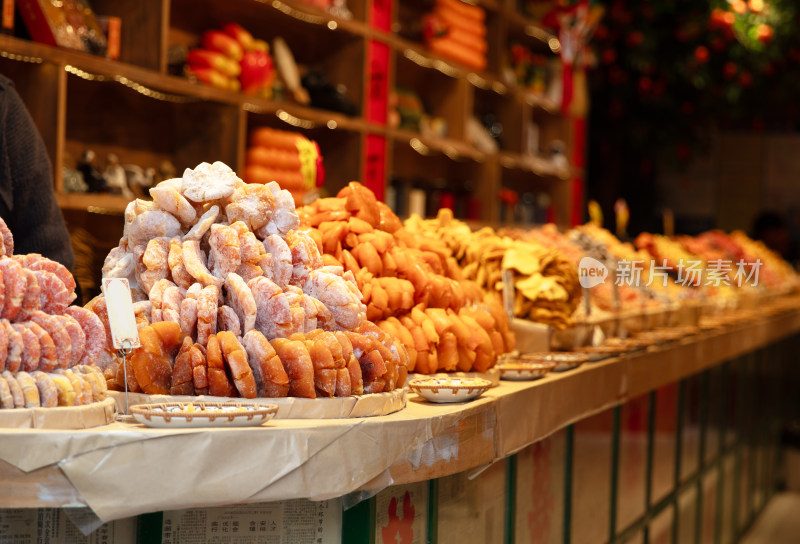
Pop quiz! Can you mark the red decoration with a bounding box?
[756,24,774,44]
[602,48,617,64]
[730,0,748,14]
[739,71,753,87]
[694,45,710,63]
[381,492,415,544]
[627,31,644,47]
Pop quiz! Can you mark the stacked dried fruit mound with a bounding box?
[299,183,513,374]
[404,210,581,330]
[0,218,108,409]
[97,161,408,398]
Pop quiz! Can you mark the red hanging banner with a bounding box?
[364,133,387,202]
[364,0,392,201]
[570,117,586,226]
[366,40,390,124]
[370,0,392,31]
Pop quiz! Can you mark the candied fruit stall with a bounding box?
[0,162,797,542]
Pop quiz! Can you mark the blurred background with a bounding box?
[584,0,800,262]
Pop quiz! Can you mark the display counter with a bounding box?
[1,298,798,527]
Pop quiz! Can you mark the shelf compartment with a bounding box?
[244,112,363,198]
[471,85,525,154]
[169,0,366,117]
[499,166,570,227]
[64,72,241,190]
[393,51,469,141]
[388,138,493,220]
[394,0,497,74]
[88,0,166,71]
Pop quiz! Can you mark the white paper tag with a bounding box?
[502,269,514,319]
[101,278,140,350]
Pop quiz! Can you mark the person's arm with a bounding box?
[0,77,75,271]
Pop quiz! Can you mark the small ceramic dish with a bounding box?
[520,352,589,372]
[130,401,278,428]
[408,377,492,403]
[496,360,556,381]
[572,345,626,362]
[604,337,650,352]
[634,329,684,344]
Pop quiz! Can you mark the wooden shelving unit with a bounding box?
[0,0,581,226]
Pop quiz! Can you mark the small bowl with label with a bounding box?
[520,352,588,372]
[408,377,492,403]
[496,360,556,381]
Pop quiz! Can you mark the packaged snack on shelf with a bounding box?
[17,0,108,55]
[244,127,324,206]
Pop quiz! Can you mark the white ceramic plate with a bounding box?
[572,346,626,362]
[130,401,278,428]
[496,361,556,381]
[520,352,589,373]
[408,377,492,403]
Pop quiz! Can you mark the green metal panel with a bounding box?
[342,496,376,544]
[137,512,163,544]
[427,479,438,544]
[504,455,517,544]
[564,425,574,544]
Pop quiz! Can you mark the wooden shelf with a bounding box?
[500,5,559,53]
[499,151,570,180]
[2,0,582,226]
[243,99,375,134]
[265,0,373,37]
[56,192,131,214]
[386,128,486,163]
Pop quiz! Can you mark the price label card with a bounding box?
[101,278,140,350]
[502,269,515,319]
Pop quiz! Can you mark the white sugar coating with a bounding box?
[150,186,196,225]
[183,205,220,241]
[181,161,240,203]
[126,211,181,249]
[155,178,183,191]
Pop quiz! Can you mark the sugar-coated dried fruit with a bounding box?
[206,334,236,397]
[217,331,257,399]
[31,371,58,407]
[0,375,13,408]
[241,330,289,398]
[64,306,105,367]
[14,371,40,407]
[270,338,315,398]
